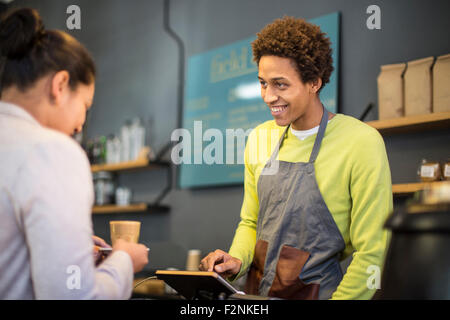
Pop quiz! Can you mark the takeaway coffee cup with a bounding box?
[110,220,141,246]
[186,249,202,271]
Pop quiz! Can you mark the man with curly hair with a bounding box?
[200,17,392,300]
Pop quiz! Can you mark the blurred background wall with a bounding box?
[4,0,450,274]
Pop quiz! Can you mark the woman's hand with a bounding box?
[113,239,149,273]
[92,235,112,266]
[93,235,111,249]
[199,249,242,279]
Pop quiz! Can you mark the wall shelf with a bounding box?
[92,203,170,214]
[92,203,147,214]
[91,159,170,173]
[392,181,448,195]
[366,111,450,135]
[366,112,450,197]
[90,148,173,213]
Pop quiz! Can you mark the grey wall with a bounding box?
[8,0,450,274]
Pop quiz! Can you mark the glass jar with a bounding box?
[443,159,450,181]
[418,159,442,182]
[93,171,115,205]
[115,187,132,206]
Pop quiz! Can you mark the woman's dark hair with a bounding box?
[252,16,333,92]
[0,7,96,93]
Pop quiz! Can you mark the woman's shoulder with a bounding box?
[26,123,83,152]
[20,124,89,169]
[2,119,91,191]
[1,107,86,162]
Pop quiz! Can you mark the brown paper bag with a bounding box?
[433,53,450,113]
[377,63,406,120]
[404,56,434,116]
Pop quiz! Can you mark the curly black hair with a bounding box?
[252,16,333,91]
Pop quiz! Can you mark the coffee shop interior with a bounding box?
[1,0,449,300]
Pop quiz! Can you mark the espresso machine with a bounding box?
[375,182,450,299]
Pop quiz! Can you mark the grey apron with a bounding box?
[245,106,346,300]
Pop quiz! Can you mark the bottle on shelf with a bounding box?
[106,134,121,164]
[130,117,146,161]
[91,136,107,165]
[120,120,132,162]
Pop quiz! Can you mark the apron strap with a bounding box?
[308,105,329,164]
[267,124,290,164]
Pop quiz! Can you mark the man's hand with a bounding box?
[199,249,242,279]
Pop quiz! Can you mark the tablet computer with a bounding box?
[155,270,244,300]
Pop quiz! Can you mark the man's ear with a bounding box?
[49,71,70,106]
[309,78,323,94]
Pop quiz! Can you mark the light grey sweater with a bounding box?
[0,102,133,299]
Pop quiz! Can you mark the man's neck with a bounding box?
[291,98,331,130]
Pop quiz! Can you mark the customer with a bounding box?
[0,8,148,299]
[200,16,393,300]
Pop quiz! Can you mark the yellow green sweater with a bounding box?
[228,114,393,300]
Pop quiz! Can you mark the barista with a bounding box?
[200,16,393,300]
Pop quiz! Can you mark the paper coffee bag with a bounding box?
[433,53,450,113]
[404,56,434,116]
[377,63,406,119]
